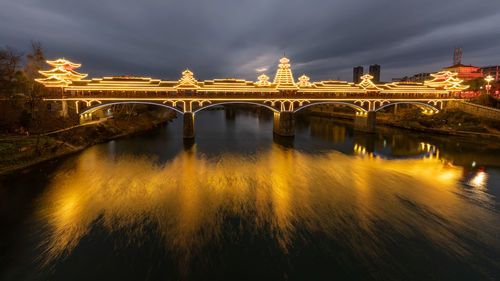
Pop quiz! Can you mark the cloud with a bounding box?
[1,0,499,82]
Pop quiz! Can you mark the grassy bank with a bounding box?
[0,111,176,175]
[303,107,500,139]
[0,135,76,175]
[384,108,500,134]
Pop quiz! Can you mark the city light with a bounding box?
[485,75,494,94]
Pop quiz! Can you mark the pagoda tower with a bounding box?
[357,74,381,91]
[175,68,200,89]
[36,58,87,87]
[297,74,312,87]
[256,74,271,86]
[273,56,298,90]
[424,71,469,91]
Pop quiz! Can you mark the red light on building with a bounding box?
[443,64,483,81]
[457,91,481,98]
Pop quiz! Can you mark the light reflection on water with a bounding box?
[2,109,500,280]
[37,142,498,270]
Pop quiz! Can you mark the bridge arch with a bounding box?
[293,101,368,113]
[374,101,439,113]
[79,101,184,116]
[87,100,102,106]
[193,101,279,114]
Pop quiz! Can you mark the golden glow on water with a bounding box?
[470,171,487,188]
[36,144,498,266]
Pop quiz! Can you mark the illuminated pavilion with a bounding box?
[36,56,466,95]
[36,59,88,87]
[37,56,467,138]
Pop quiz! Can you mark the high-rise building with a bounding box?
[353,66,363,83]
[369,64,380,83]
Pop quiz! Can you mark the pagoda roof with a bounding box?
[60,75,451,94]
[443,63,480,69]
[39,68,70,76]
[36,77,66,83]
[35,77,70,87]
[40,57,456,94]
[38,64,88,83]
[46,59,81,68]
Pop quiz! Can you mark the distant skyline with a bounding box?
[1,0,499,82]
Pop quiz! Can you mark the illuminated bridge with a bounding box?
[38,57,468,138]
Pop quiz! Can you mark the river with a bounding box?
[1,108,499,281]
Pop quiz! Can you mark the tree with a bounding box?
[24,40,45,96]
[14,70,29,94]
[19,109,32,128]
[464,77,485,92]
[0,46,23,96]
[24,41,45,117]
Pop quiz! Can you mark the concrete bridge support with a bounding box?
[79,112,93,124]
[353,111,376,133]
[60,100,69,118]
[273,111,295,136]
[225,107,236,120]
[183,112,195,139]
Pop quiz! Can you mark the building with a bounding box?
[353,66,363,83]
[392,72,431,82]
[369,64,380,83]
[409,73,431,82]
[481,66,500,81]
[442,63,483,81]
[391,77,406,82]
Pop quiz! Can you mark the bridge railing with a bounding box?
[43,91,457,100]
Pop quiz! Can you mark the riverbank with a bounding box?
[0,110,177,175]
[302,108,500,140]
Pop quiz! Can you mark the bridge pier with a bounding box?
[79,112,93,124]
[225,107,236,120]
[353,111,376,133]
[60,100,69,118]
[273,111,294,136]
[183,112,195,139]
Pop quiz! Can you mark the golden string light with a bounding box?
[257,74,271,87]
[36,59,87,88]
[37,57,466,95]
[175,69,200,89]
[297,74,312,87]
[424,71,469,91]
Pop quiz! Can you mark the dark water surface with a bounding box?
[1,109,499,281]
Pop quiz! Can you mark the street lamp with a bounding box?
[485,75,494,95]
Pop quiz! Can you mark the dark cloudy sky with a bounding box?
[1,0,500,82]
